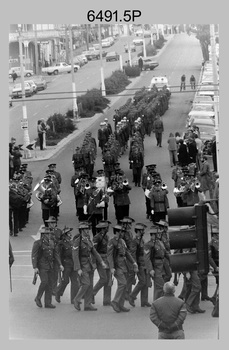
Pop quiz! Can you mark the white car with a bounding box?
[187,112,215,128]
[25,80,38,93]
[148,76,170,91]
[101,39,111,48]
[11,82,34,98]
[133,37,144,45]
[9,66,34,78]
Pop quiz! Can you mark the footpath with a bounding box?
[21,34,175,163]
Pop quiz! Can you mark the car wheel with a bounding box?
[26,73,32,77]
[47,72,52,75]
[54,70,58,75]
[74,67,78,72]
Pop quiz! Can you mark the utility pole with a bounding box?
[142,25,146,57]
[210,24,219,172]
[65,25,69,63]
[18,24,31,159]
[34,24,39,75]
[69,24,78,123]
[98,23,106,97]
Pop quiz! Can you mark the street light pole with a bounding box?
[98,23,106,97]
[34,24,39,75]
[18,24,31,159]
[210,24,219,172]
[142,25,146,57]
[69,24,78,123]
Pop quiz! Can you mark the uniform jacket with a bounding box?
[84,187,104,215]
[58,237,74,268]
[150,295,187,332]
[131,235,146,268]
[107,236,136,272]
[31,237,61,270]
[153,119,164,133]
[113,184,131,206]
[72,235,104,271]
[93,232,109,265]
[149,188,169,212]
[144,238,170,272]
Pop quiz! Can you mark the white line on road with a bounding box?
[44,105,49,108]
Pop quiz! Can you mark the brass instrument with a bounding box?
[76,177,90,194]
[33,181,46,202]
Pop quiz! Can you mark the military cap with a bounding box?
[89,176,97,182]
[96,222,109,229]
[21,163,28,167]
[114,162,120,167]
[48,163,56,168]
[113,225,123,233]
[78,222,90,230]
[99,220,111,225]
[120,216,135,223]
[79,172,89,179]
[148,225,160,235]
[62,227,73,235]
[43,175,52,181]
[146,164,157,169]
[155,220,168,227]
[45,216,57,223]
[40,227,51,234]
[115,169,124,175]
[100,122,106,126]
[46,169,54,173]
[155,179,162,184]
[104,118,108,121]
[135,223,147,230]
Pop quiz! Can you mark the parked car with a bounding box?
[9,66,34,78]
[106,51,119,62]
[82,50,100,60]
[31,76,47,91]
[42,62,80,75]
[76,54,88,65]
[132,57,159,71]
[25,80,38,94]
[101,39,111,48]
[191,103,214,112]
[11,82,34,98]
[124,44,136,53]
[197,84,215,97]
[196,124,216,142]
[133,37,144,45]
[148,76,170,91]
[187,112,215,128]
[193,95,213,104]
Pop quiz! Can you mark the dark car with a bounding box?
[124,44,136,53]
[106,51,119,62]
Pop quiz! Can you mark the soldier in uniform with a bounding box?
[47,163,62,185]
[107,225,138,313]
[55,227,80,304]
[104,117,113,135]
[45,216,63,296]
[98,122,108,151]
[149,179,169,223]
[71,171,90,221]
[92,220,112,306]
[72,146,85,171]
[144,226,170,301]
[31,227,64,308]
[142,164,158,219]
[129,223,151,307]
[83,177,105,236]
[72,222,106,311]
[120,217,135,301]
[152,115,164,147]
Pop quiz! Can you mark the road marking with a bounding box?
[44,105,49,108]
[31,225,44,240]
[33,112,38,116]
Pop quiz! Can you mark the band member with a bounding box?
[83,177,104,236]
[129,223,151,307]
[149,179,169,223]
[107,225,138,313]
[72,222,106,311]
[55,227,80,304]
[31,227,64,308]
[92,220,112,306]
[36,175,58,226]
[71,171,90,221]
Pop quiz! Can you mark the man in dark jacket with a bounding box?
[150,282,187,339]
[153,115,164,147]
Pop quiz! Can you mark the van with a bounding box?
[148,76,170,91]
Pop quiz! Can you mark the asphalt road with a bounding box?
[9,33,219,340]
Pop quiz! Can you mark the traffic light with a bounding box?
[167,204,209,274]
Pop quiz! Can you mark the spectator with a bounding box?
[150,282,187,339]
[37,120,44,150]
[12,146,23,173]
[167,133,178,167]
[199,156,213,197]
[177,139,189,166]
[138,56,143,71]
[11,70,18,84]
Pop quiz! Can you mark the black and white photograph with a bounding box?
[5,0,224,346]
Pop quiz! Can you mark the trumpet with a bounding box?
[33,181,46,202]
[161,183,167,190]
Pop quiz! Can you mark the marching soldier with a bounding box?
[144,226,170,301]
[152,115,164,147]
[71,171,90,221]
[45,216,62,295]
[104,117,113,135]
[120,216,136,301]
[72,146,85,171]
[72,222,106,311]
[92,220,112,306]
[129,223,151,307]
[47,163,62,185]
[98,122,109,151]
[107,225,138,313]
[112,171,132,224]
[55,227,80,304]
[37,175,58,226]
[31,227,64,308]
[142,164,159,219]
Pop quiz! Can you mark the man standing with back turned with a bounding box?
[150,281,187,339]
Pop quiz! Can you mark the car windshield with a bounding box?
[198,126,215,134]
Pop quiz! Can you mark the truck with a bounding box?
[41,62,80,75]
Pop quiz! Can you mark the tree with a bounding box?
[196,24,210,62]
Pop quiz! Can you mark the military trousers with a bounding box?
[36,268,53,305]
[56,266,79,303]
[74,270,94,307]
[185,271,201,309]
[158,330,185,339]
[130,267,149,305]
[93,266,112,304]
[153,260,165,301]
[112,268,128,307]
[155,132,162,147]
